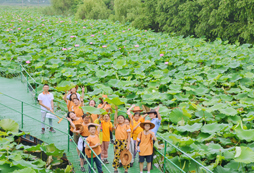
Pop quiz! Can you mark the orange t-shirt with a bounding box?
[72,104,83,117]
[70,118,83,132]
[115,124,131,140]
[67,101,75,112]
[91,114,98,122]
[137,131,153,156]
[132,117,145,140]
[101,120,112,142]
[80,123,90,137]
[85,135,101,158]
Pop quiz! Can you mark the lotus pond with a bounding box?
[1,6,254,173]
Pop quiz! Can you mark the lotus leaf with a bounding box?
[201,123,228,134]
[234,146,254,163]
[0,119,19,132]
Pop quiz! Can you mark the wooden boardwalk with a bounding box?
[0,77,161,173]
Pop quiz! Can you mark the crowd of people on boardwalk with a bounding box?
[38,84,161,173]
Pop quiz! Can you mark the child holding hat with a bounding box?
[136,120,157,173]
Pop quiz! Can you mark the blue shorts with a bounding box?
[139,155,152,163]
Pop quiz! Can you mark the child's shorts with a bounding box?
[139,155,152,163]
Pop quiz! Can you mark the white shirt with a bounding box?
[67,93,80,100]
[38,92,54,112]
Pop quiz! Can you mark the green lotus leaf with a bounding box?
[13,167,36,173]
[113,59,126,69]
[104,97,126,106]
[220,107,237,116]
[169,108,191,124]
[234,125,254,142]
[234,146,254,163]
[96,70,109,78]
[82,106,106,115]
[0,119,19,132]
[201,123,228,134]
[175,123,202,132]
[40,143,64,157]
[55,81,76,92]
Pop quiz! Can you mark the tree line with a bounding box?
[42,0,254,45]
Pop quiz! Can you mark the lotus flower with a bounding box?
[70,36,75,38]
[160,54,164,57]
[135,45,139,47]
[90,42,93,44]
[119,48,121,49]
[42,24,44,26]
[102,45,107,48]
[26,60,31,64]
[83,26,86,28]
[165,62,169,64]
[68,48,71,50]
[27,28,29,30]
[91,35,94,37]
[28,21,30,22]
[145,30,147,32]
[104,33,106,35]
[75,44,79,47]
[62,48,67,50]
[122,30,125,32]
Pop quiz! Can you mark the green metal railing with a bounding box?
[0,92,111,173]
[17,63,213,173]
[155,134,213,173]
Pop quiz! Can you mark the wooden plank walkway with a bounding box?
[0,77,161,173]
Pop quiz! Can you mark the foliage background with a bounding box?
[42,0,254,45]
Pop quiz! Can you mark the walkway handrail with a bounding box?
[157,134,213,173]
[0,93,111,173]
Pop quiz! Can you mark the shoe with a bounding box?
[49,127,56,133]
[143,166,153,171]
[81,167,85,172]
[104,158,109,164]
[84,160,87,165]
[130,163,133,167]
[41,128,45,134]
[111,139,114,144]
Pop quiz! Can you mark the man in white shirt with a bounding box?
[38,84,55,134]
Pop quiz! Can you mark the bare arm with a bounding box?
[156,106,161,120]
[149,131,157,140]
[126,132,131,150]
[51,99,54,112]
[39,100,50,111]
[127,104,135,117]
[133,122,141,131]
[98,101,106,109]
[142,113,148,119]
[114,106,118,127]
[81,87,85,100]
[63,91,70,103]
[66,117,76,129]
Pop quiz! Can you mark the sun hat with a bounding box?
[102,95,108,98]
[120,149,132,166]
[131,106,143,112]
[75,124,84,133]
[140,120,155,130]
[147,109,157,115]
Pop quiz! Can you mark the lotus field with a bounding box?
[2,7,254,173]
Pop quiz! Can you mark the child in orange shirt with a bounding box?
[127,105,148,161]
[76,114,93,172]
[113,106,131,173]
[136,120,157,173]
[101,114,113,164]
[85,124,103,173]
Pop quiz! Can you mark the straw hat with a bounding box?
[120,149,132,166]
[102,95,108,98]
[131,106,143,112]
[75,124,84,133]
[140,120,155,130]
[147,109,157,115]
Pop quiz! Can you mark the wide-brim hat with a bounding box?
[120,149,132,166]
[75,124,84,133]
[140,120,155,130]
[102,95,108,98]
[131,106,143,112]
[147,109,157,115]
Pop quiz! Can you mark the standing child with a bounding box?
[85,124,103,173]
[127,105,148,161]
[113,106,131,173]
[136,120,157,173]
[77,114,93,172]
[124,117,135,167]
[101,114,113,164]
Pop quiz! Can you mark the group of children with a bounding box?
[63,87,162,173]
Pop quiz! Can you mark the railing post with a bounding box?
[21,102,23,129]
[67,121,70,152]
[91,151,94,172]
[26,73,28,93]
[163,140,166,173]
